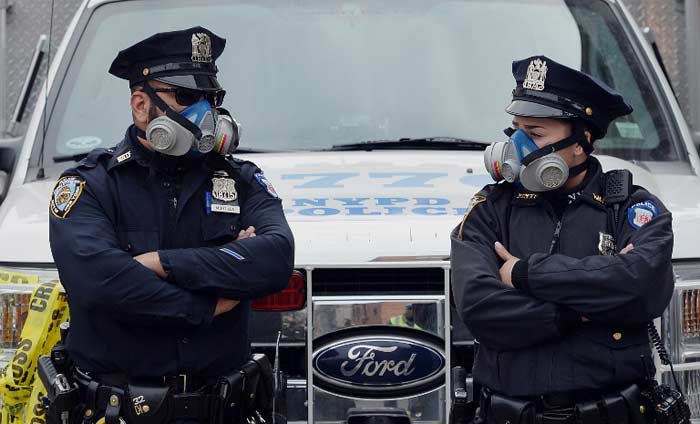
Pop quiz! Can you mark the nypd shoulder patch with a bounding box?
[50,176,86,219]
[254,172,279,199]
[627,200,658,230]
[458,194,487,240]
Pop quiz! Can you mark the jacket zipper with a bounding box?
[548,220,562,254]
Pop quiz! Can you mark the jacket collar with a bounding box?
[107,126,154,171]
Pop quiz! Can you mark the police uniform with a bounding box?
[48,27,294,422]
[451,56,673,423]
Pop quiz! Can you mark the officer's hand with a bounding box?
[494,242,519,287]
[237,226,256,240]
[619,243,634,254]
[214,298,240,316]
[134,251,168,279]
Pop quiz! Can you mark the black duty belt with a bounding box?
[74,369,220,423]
[92,371,217,394]
[66,355,275,424]
[480,384,651,424]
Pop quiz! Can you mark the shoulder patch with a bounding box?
[627,200,658,230]
[458,194,487,240]
[254,172,279,198]
[50,176,85,219]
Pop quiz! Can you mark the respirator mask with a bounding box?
[484,123,590,192]
[142,83,240,157]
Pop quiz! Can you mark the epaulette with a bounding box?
[225,155,261,176]
[75,148,115,170]
[225,156,281,199]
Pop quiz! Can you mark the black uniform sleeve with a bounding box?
[49,176,216,328]
[512,190,673,324]
[451,190,580,352]
[158,169,294,300]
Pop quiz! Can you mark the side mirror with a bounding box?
[252,270,306,312]
[7,35,47,136]
[0,136,22,148]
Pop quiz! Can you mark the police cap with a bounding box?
[109,26,226,91]
[506,55,633,139]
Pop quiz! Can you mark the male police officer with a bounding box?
[451,56,674,423]
[48,27,294,423]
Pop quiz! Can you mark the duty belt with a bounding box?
[74,369,220,423]
[479,384,651,424]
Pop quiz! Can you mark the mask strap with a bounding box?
[568,159,589,178]
[142,83,203,140]
[135,127,147,140]
[520,123,586,166]
[578,135,594,155]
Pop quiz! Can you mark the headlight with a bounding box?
[0,266,61,368]
[664,262,700,421]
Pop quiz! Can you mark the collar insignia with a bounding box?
[117,151,132,163]
[516,193,540,200]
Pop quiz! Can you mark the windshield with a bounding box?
[31,0,682,176]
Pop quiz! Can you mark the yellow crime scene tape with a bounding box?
[0,277,69,424]
[0,270,39,285]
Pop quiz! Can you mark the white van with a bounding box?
[0,0,699,422]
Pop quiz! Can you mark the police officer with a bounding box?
[48,27,294,423]
[451,56,674,423]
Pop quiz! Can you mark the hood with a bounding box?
[244,151,490,264]
[1,151,698,264]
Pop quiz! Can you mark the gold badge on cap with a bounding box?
[523,59,547,91]
[191,33,212,63]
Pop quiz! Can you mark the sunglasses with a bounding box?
[152,87,226,107]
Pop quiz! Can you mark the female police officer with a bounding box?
[451,56,674,423]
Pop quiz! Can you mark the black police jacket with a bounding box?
[49,127,295,378]
[450,157,673,396]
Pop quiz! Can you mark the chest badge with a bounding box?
[212,177,237,202]
[598,232,616,256]
[208,176,240,214]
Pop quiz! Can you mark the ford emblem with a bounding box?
[312,325,446,399]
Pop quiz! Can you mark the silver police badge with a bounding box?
[191,33,212,63]
[523,59,548,91]
[212,177,237,202]
[598,232,616,256]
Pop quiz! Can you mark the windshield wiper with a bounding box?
[53,152,90,163]
[327,137,488,151]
